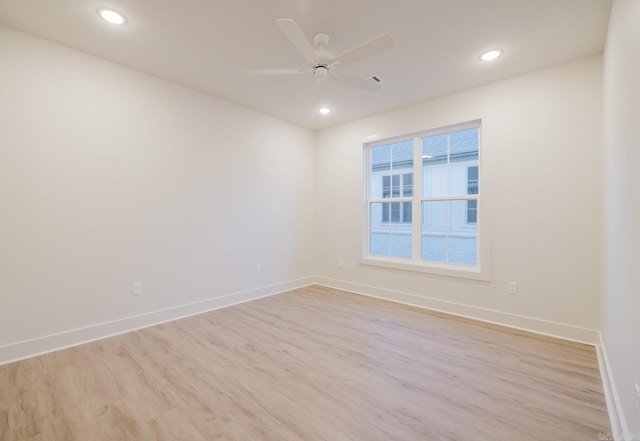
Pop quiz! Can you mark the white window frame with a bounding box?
[361,120,490,281]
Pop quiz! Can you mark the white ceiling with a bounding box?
[0,0,611,130]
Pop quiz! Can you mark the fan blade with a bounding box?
[334,33,394,67]
[332,71,381,92]
[276,19,317,64]
[245,68,308,75]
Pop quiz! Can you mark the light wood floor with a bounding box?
[1,285,609,440]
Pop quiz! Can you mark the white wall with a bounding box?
[315,55,603,337]
[0,25,316,358]
[602,0,640,434]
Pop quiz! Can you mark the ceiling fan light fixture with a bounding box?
[313,65,329,82]
[480,49,503,61]
[97,8,127,25]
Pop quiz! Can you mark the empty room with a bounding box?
[1,0,639,440]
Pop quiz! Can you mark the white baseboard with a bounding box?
[0,276,315,366]
[314,276,600,345]
[597,332,630,440]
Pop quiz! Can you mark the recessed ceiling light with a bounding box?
[318,106,332,115]
[480,49,503,62]
[97,8,127,25]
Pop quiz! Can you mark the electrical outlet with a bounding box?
[338,258,344,268]
[131,282,142,296]
[507,281,518,295]
[256,264,262,274]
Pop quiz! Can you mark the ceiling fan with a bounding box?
[245,19,394,92]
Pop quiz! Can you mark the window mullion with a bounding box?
[419,195,478,202]
[369,197,413,203]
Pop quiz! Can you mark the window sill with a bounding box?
[359,256,490,282]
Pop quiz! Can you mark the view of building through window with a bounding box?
[367,124,480,267]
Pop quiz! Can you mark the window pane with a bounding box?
[450,129,478,164]
[422,134,448,165]
[423,165,448,197]
[371,145,391,173]
[403,202,412,223]
[371,141,414,198]
[370,202,388,256]
[403,173,413,197]
[391,201,401,222]
[371,174,388,199]
[467,200,477,223]
[390,228,412,258]
[421,134,448,197]
[370,231,390,257]
[468,165,478,182]
[382,175,390,198]
[422,200,447,230]
[422,133,448,198]
[448,233,477,265]
[468,166,479,195]
[449,200,477,232]
[382,202,389,223]
[449,163,470,196]
[422,128,479,198]
[370,202,411,258]
[371,202,386,228]
[422,200,477,266]
[391,175,400,197]
[450,161,479,197]
[422,233,447,263]
[391,141,413,170]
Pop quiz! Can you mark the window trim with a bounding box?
[360,120,490,281]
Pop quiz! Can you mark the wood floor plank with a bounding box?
[0,285,610,440]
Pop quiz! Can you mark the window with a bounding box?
[364,121,487,280]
